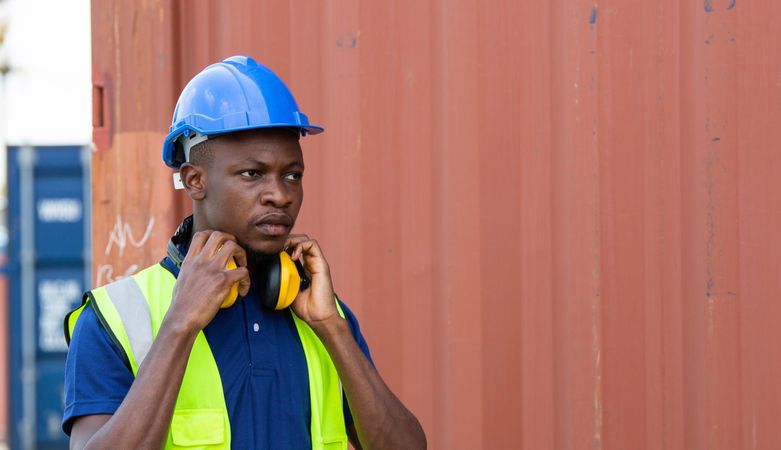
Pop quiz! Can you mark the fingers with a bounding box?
[192,230,247,266]
[185,229,249,280]
[293,240,323,262]
[284,234,319,261]
[188,230,212,255]
[214,240,250,296]
[225,266,251,297]
[229,242,248,269]
[284,234,310,250]
[284,235,329,276]
[202,231,237,258]
[214,239,247,267]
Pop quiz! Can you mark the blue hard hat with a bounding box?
[162,55,323,168]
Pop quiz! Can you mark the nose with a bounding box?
[260,176,291,208]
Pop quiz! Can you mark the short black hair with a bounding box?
[189,140,214,167]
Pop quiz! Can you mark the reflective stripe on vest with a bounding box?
[104,277,154,368]
[64,263,348,450]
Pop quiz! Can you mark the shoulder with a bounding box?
[63,302,134,435]
[68,301,128,362]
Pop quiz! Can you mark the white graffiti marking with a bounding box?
[95,263,140,287]
[104,215,155,256]
[97,215,154,285]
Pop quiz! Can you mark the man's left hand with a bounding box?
[285,234,340,329]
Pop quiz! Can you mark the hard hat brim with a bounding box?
[162,123,324,169]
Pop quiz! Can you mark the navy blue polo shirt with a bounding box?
[62,257,373,449]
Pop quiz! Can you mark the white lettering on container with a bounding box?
[37,198,82,223]
[38,279,82,352]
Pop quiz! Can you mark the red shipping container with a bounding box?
[90,1,781,448]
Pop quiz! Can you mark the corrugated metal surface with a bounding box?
[0,260,7,445]
[90,1,781,449]
[7,146,90,449]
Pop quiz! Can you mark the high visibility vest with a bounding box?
[64,263,348,450]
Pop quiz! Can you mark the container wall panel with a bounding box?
[91,1,781,449]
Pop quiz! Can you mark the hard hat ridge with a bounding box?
[162,55,323,169]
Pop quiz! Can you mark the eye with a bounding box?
[240,170,261,178]
[285,172,303,181]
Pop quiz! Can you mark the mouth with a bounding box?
[255,213,293,238]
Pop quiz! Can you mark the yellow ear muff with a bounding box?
[221,257,240,308]
[274,252,301,310]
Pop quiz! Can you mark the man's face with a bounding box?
[198,129,304,254]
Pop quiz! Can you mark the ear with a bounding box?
[180,163,207,200]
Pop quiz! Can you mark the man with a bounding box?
[63,56,426,449]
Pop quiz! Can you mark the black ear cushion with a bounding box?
[260,257,282,309]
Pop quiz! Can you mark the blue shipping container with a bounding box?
[6,146,90,450]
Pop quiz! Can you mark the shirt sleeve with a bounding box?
[337,298,374,427]
[62,302,135,436]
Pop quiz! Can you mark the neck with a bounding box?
[191,209,209,235]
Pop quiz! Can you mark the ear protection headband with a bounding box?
[221,252,310,310]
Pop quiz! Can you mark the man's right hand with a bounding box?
[167,230,251,332]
